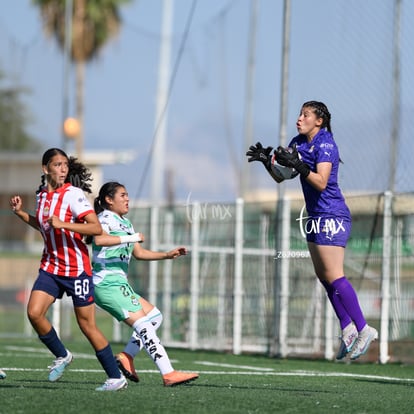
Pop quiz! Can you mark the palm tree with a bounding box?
[32,0,132,158]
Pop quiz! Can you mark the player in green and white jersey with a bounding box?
[91,181,199,387]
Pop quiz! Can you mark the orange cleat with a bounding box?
[162,370,199,387]
[115,352,139,383]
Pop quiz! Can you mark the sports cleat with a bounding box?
[350,325,378,360]
[0,369,6,379]
[115,352,139,383]
[95,375,128,391]
[48,350,73,382]
[163,370,199,387]
[336,323,358,360]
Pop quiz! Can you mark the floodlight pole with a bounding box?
[388,0,401,193]
[273,0,291,357]
[241,0,259,198]
[54,0,74,338]
[149,0,173,305]
[379,0,402,365]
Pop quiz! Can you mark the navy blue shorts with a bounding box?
[304,215,351,247]
[32,269,95,307]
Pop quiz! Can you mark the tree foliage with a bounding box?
[32,0,132,62]
[32,0,132,157]
[0,69,41,151]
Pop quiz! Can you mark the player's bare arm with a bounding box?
[9,195,40,230]
[132,243,187,261]
[306,162,331,192]
[94,231,144,246]
[48,212,102,236]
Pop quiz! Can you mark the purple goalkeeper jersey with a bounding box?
[289,129,351,219]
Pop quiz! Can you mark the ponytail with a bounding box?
[66,156,92,193]
[94,196,104,215]
[94,181,125,214]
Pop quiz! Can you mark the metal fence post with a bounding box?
[233,198,244,354]
[162,211,174,342]
[380,191,392,363]
[190,202,200,349]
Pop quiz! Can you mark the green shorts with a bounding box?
[94,275,142,321]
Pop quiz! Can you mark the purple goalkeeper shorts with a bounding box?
[302,215,351,247]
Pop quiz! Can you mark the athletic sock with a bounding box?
[321,280,352,330]
[331,276,367,331]
[123,332,142,358]
[38,327,67,358]
[124,307,163,358]
[96,344,121,379]
[132,317,173,375]
[147,307,163,329]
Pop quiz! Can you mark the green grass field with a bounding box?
[1,338,414,414]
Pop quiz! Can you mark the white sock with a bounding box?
[132,317,173,375]
[123,332,142,358]
[123,307,163,358]
[147,307,163,329]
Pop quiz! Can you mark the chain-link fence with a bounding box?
[1,192,413,363]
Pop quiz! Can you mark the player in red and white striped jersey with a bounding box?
[10,148,127,391]
[36,182,93,277]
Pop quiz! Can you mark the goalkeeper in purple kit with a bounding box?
[246,100,377,360]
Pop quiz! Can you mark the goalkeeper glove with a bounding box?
[274,144,310,177]
[246,142,273,170]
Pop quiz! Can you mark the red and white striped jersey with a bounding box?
[36,183,94,277]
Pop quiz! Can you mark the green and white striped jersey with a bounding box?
[92,209,136,285]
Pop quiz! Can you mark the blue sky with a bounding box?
[1,1,413,202]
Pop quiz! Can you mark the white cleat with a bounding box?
[48,350,73,382]
[350,325,378,360]
[95,375,128,391]
[336,323,358,360]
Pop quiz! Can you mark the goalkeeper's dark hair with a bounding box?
[302,101,332,133]
[37,148,93,194]
[302,101,343,162]
[94,181,125,214]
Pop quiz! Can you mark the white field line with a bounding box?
[0,367,413,383]
[196,361,275,371]
[1,347,413,383]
